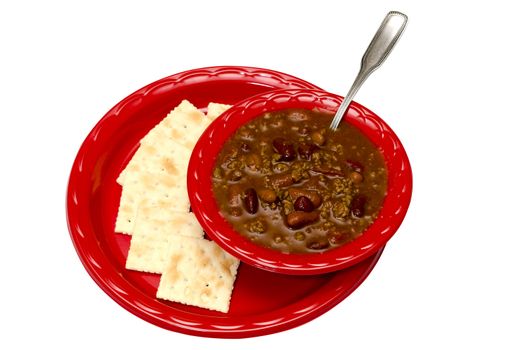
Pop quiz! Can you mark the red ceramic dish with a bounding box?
[189,88,412,275]
[66,66,385,338]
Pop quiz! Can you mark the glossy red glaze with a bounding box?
[66,66,385,338]
[189,89,412,275]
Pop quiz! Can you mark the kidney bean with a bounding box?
[258,188,277,203]
[272,138,288,153]
[282,146,296,161]
[286,211,319,229]
[270,172,294,188]
[272,138,286,151]
[294,196,314,212]
[288,188,322,208]
[350,195,367,218]
[345,160,364,173]
[298,142,320,160]
[307,239,330,250]
[243,188,259,214]
[273,138,296,161]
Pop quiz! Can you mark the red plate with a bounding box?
[66,66,385,338]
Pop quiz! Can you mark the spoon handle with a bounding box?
[329,11,408,131]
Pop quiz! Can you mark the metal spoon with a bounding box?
[329,11,408,131]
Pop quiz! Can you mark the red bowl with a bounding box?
[188,89,412,275]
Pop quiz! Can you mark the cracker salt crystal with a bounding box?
[156,236,240,313]
[125,205,204,273]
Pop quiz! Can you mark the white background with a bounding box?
[1,0,527,349]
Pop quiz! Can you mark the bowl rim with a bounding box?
[188,88,412,275]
